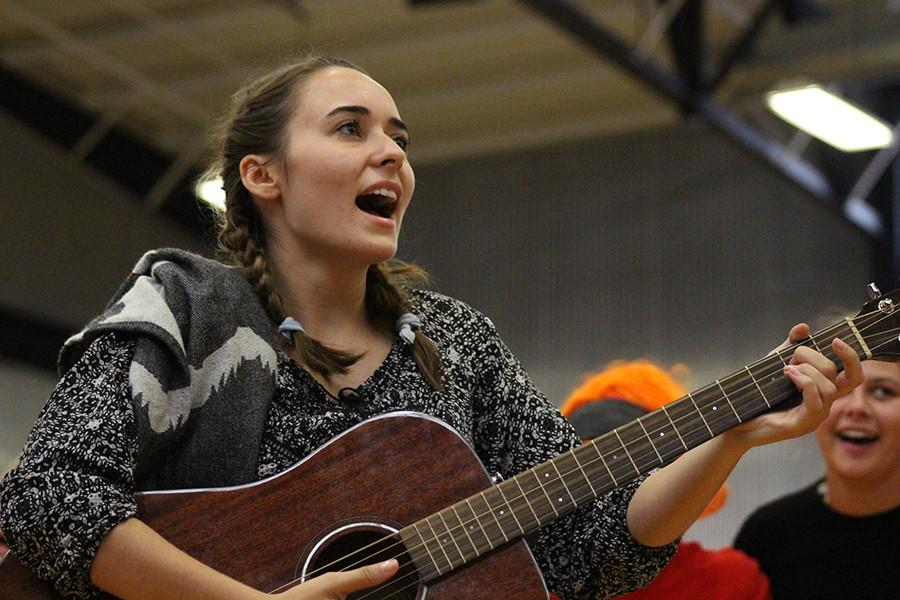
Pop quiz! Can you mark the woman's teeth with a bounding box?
[355,190,397,217]
[369,188,397,200]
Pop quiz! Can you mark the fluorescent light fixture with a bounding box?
[766,84,894,152]
[194,177,226,211]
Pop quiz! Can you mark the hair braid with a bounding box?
[217,198,360,377]
[366,262,443,391]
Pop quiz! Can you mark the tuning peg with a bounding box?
[867,283,882,299]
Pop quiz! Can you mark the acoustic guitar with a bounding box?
[2,286,897,599]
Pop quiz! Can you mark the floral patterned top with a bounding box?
[0,290,675,599]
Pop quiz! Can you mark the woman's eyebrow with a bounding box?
[326,105,408,132]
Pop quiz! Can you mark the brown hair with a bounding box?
[207,54,442,390]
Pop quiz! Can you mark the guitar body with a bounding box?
[0,413,549,599]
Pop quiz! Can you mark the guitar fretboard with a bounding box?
[399,315,877,583]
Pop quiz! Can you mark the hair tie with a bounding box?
[395,313,421,345]
[278,316,306,342]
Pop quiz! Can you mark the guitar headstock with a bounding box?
[853,283,900,362]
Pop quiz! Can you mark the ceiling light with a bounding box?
[194,177,226,211]
[765,84,893,152]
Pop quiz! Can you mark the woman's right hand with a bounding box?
[272,559,399,599]
[92,519,399,600]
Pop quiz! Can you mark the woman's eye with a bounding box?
[337,120,362,137]
[394,135,410,151]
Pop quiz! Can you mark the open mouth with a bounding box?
[355,189,397,219]
[837,431,879,446]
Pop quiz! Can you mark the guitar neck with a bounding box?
[400,315,876,582]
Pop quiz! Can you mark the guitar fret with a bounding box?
[424,516,454,571]
[755,356,789,391]
[814,333,841,364]
[589,440,618,486]
[534,463,576,515]
[715,379,742,423]
[808,335,822,352]
[569,448,597,496]
[450,505,480,560]
[774,349,788,367]
[480,491,510,543]
[745,366,771,408]
[687,392,714,437]
[413,521,443,576]
[612,430,640,475]
[660,404,688,451]
[696,387,742,435]
[435,511,466,566]
[496,483,525,535]
[638,411,683,463]
[464,497,495,550]
[511,474,542,526]
[400,525,435,581]
[636,419,663,463]
[594,433,638,483]
[549,461,578,506]
[530,469,560,517]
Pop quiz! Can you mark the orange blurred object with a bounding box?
[561,359,728,518]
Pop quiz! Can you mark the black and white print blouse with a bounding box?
[0,290,675,599]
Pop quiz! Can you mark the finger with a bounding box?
[328,560,399,596]
[789,346,838,381]
[788,323,810,344]
[832,337,864,396]
[785,364,835,415]
[771,323,810,354]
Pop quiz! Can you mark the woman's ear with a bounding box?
[239,155,280,202]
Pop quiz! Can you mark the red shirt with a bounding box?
[614,542,771,600]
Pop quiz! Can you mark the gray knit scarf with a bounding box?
[59,248,277,491]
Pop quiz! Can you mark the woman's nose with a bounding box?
[371,133,405,168]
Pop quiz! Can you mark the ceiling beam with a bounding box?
[517,0,839,208]
[0,61,206,236]
[707,0,781,91]
[664,0,706,100]
[0,2,209,127]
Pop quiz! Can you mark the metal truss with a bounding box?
[517,0,900,284]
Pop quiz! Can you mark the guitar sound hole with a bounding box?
[305,527,424,600]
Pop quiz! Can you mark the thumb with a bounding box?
[787,323,810,344]
[328,559,399,596]
[772,322,810,354]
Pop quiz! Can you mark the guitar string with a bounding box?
[269,318,822,592]
[360,324,890,600]
[271,311,897,594]
[275,316,857,588]
[351,315,900,599]
[278,320,900,600]
[273,315,899,597]
[267,341,807,595]
[268,311,899,595]
[351,318,900,600]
